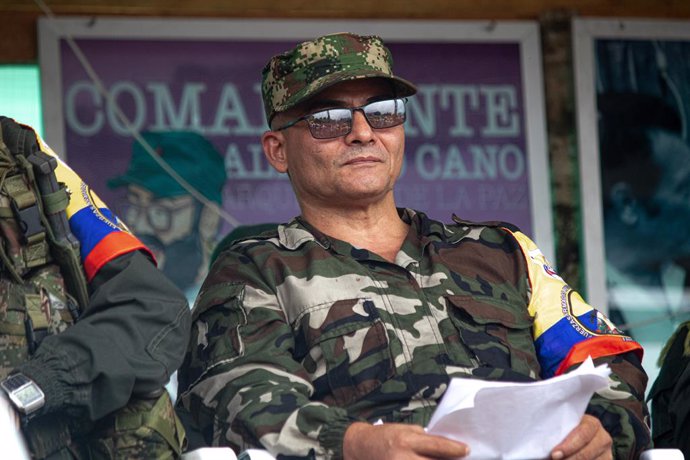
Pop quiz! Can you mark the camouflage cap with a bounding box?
[261,32,417,125]
[108,131,226,204]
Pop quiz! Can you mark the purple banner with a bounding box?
[58,36,530,296]
[61,38,529,227]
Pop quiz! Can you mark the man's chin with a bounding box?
[149,247,166,268]
[138,233,204,291]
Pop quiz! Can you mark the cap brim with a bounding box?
[275,69,417,118]
[107,175,132,189]
[107,174,158,192]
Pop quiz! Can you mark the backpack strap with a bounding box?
[4,162,51,269]
[0,117,89,311]
[0,137,50,281]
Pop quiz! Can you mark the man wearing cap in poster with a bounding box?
[178,33,650,459]
[109,132,226,300]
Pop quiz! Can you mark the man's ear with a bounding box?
[262,130,288,173]
[609,182,640,226]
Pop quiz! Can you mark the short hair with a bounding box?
[597,92,682,209]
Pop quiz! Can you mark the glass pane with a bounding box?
[0,65,43,137]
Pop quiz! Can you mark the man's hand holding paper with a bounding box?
[550,414,612,460]
[425,357,613,459]
[343,422,470,460]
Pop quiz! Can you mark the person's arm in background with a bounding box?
[510,230,651,459]
[649,321,690,459]
[7,119,191,422]
[16,250,190,421]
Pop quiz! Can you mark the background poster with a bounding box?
[575,18,690,388]
[40,18,551,301]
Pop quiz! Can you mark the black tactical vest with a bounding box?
[0,117,88,378]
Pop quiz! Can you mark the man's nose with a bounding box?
[345,110,375,144]
[125,205,155,234]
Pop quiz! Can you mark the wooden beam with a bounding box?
[2,0,689,61]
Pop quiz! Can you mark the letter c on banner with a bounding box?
[415,143,441,180]
[107,82,146,135]
[65,81,104,136]
[498,144,525,180]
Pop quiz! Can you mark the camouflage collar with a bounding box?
[400,208,471,245]
[275,209,471,252]
[276,218,328,250]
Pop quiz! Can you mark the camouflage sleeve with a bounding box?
[583,352,651,459]
[508,230,651,458]
[178,249,358,459]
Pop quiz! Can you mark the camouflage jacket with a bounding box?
[178,209,651,459]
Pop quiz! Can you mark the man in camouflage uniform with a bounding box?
[177,33,651,459]
[0,117,189,458]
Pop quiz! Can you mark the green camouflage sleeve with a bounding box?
[509,230,651,458]
[583,353,652,459]
[479,229,651,458]
[178,248,358,459]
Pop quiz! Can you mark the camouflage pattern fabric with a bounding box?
[0,264,75,379]
[178,209,651,460]
[0,128,78,378]
[25,392,185,459]
[261,32,417,124]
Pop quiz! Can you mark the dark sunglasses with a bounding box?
[273,98,407,139]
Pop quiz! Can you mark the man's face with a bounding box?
[124,185,196,247]
[641,129,690,254]
[122,184,206,290]
[263,78,406,210]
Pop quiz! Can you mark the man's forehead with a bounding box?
[127,183,194,206]
[127,184,154,200]
[321,78,393,96]
[301,78,394,108]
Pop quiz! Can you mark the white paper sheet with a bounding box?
[426,357,611,460]
[0,394,30,460]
